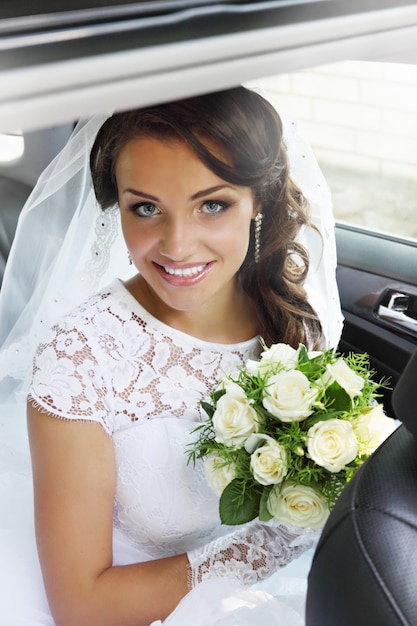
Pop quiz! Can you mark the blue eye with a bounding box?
[202,200,229,215]
[131,202,160,217]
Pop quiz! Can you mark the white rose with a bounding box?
[267,482,330,530]
[323,359,364,400]
[245,359,261,376]
[204,454,237,496]
[307,419,359,472]
[307,350,324,360]
[262,370,318,422]
[213,391,260,447]
[352,404,397,456]
[245,344,299,376]
[259,343,300,372]
[244,434,288,486]
[220,379,247,399]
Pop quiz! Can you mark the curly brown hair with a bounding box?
[90,87,325,350]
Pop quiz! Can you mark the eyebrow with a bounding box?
[122,189,159,201]
[122,184,236,201]
[190,185,236,200]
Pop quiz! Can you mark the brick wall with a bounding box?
[248,61,417,238]
[250,60,417,180]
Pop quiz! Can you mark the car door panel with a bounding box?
[336,224,417,414]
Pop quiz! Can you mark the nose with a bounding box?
[159,215,196,261]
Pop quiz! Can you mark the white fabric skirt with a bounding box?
[0,405,313,626]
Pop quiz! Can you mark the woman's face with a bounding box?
[115,135,258,323]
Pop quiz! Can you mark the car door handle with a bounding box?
[376,289,417,334]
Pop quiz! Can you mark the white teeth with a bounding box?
[163,264,206,277]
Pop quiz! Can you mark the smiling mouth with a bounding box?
[161,264,207,277]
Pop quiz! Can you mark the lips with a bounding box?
[162,263,207,277]
[154,261,213,285]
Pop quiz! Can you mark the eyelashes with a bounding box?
[128,202,160,217]
[201,200,231,215]
[128,199,232,217]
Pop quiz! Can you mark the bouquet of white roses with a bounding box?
[189,342,396,530]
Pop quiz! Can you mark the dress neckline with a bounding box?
[112,278,260,352]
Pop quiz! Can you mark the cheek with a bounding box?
[121,216,150,252]
[215,208,253,247]
[211,223,251,263]
[231,216,253,256]
[121,221,137,253]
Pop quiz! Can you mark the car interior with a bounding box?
[1,1,417,623]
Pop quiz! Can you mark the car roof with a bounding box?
[1,0,417,132]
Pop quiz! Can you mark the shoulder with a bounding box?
[65,279,132,324]
[41,279,138,340]
[29,280,148,434]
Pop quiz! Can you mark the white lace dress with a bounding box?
[0,279,316,625]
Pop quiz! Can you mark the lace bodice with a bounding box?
[29,279,262,558]
[30,279,258,433]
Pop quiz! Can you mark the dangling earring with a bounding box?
[127,251,132,265]
[254,212,263,264]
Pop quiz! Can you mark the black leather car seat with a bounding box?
[306,348,417,626]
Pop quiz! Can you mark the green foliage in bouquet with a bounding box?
[188,343,395,530]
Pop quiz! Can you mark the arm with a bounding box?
[28,400,314,626]
[27,402,189,626]
[187,519,316,589]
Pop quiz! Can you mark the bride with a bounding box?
[0,86,342,625]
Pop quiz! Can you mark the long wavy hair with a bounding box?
[90,87,324,349]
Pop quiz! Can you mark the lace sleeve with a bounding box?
[29,321,112,434]
[187,520,318,589]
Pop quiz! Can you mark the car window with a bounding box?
[249,60,417,242]
[0,132,24,163]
